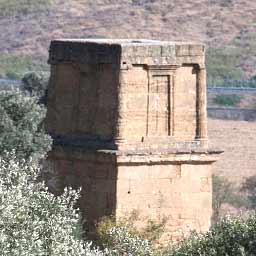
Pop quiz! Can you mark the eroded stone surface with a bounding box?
[46,39,222,242]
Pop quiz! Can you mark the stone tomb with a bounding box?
[46,39,222,241]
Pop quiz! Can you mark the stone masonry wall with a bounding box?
[174,66,197,140]
[47,62,119,141]
[47,149,215,241]
[116,160,212,241]
[46,39,221,242]
[118,65,198,142]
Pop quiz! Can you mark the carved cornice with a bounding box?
[145,64,181,71]
[48,40,205,67]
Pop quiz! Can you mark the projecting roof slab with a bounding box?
[48,38,205,66]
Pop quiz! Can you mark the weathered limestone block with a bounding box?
[46,39,222,242]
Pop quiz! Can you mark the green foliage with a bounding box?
[96,210,167,248]
[234,31,256,68]
[0,86,106,255]
[164,214,256,256]
[0,90,52,160]
[96,213,256,256]
[21,71,50,99]
[241,176,256,209]
[212,175,247,223]
[141,217,168,243]
[96,213,156,255]
[214,78,256,88]
[96,211,143,246]
[206,31,256,88]
[206,47,243,87]
[96,216,117,247]
[213,94,241,106]
[105,226,154,256]
[0,0,53,17]
[0,153,105,256]
[213,175,233,222]
[0,55,49,80]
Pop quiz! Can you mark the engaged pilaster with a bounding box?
[197,67,208,147]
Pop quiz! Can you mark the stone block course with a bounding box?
[46,39,222,242]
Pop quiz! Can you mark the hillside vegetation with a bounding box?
[0,0,255,83]
[0,2,256,254]
[0,0,52,17]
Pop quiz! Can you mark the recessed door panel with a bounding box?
[147,75,171,136]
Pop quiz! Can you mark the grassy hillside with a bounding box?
[0,0,255,81]
[0,0,52,17]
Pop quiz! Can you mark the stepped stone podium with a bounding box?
[46,39,222,241]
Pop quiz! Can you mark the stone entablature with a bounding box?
[49,39,205,67]
[46,39,222,242]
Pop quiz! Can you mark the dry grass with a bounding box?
[0,0,53,17]
[209,118,256,183]
[208,92,256,108]
[0,0,255,76]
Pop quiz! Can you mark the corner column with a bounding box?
[197,67,208,146]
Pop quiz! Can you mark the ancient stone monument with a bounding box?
[46,39,222,241]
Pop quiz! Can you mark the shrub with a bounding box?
[97,213,256,256]
[212,175,247,222]
[141,217,168,243]
[105,226,154,256]
[96,211,167,247]
[0,153,105,256]
[0,90,52,160]
[21,71,50,102]
[213,94,241,106]
[0,55,49,80]
[214,78,256,88]
[0,87,106,255]
[164,214,256,256]
[95,212,168,255]
[241,176,256,209]
[206,47,243,87]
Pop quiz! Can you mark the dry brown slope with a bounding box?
[0,0,255,74]
[209,118,256,183]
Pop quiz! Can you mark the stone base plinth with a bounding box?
[47,146,220,242]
